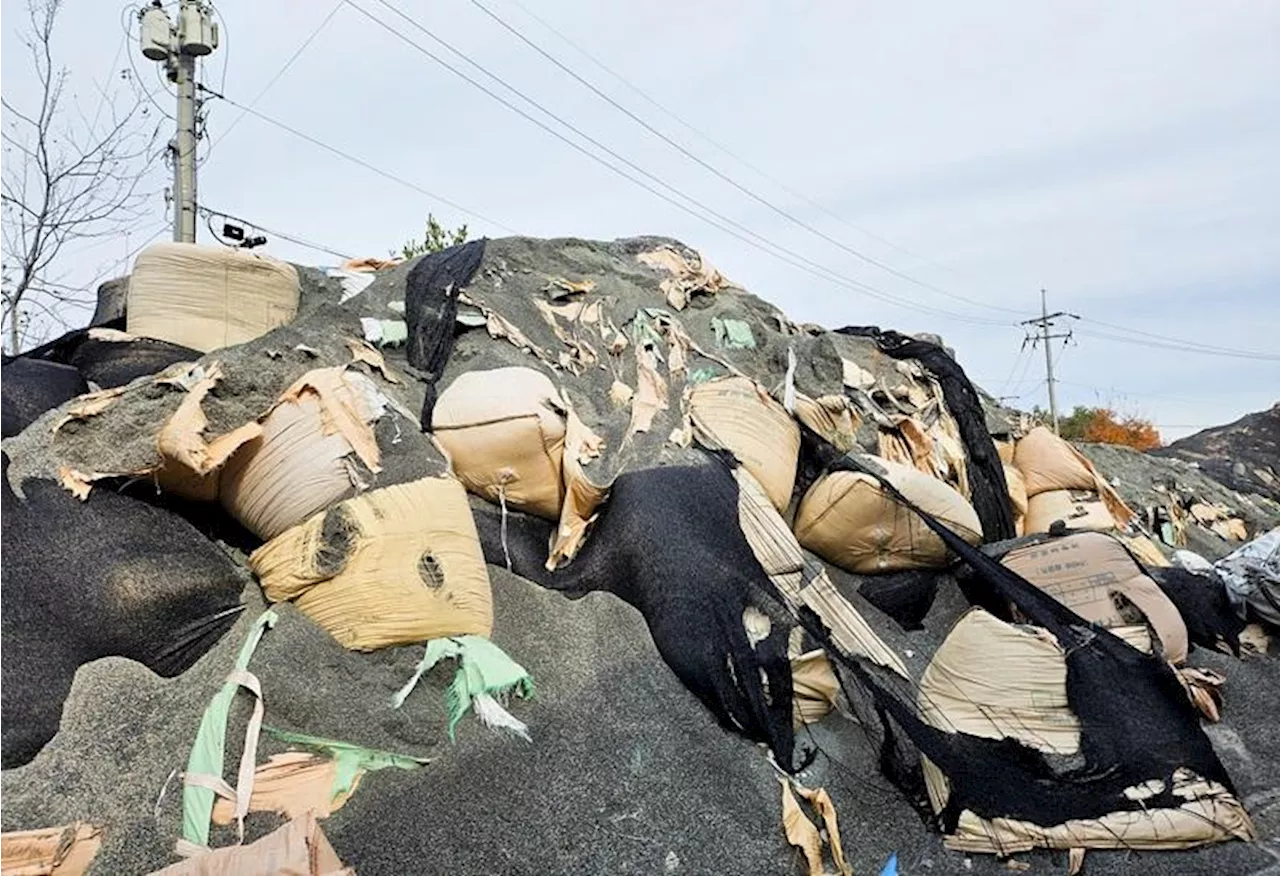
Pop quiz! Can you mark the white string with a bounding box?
[498,484,513,571]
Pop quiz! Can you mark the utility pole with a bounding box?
[1020,289,1078,435]
[138,1,219,243]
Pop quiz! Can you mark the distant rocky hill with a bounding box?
[1152,403,1280,503]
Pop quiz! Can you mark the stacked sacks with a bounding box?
[689,375,799,511]
[1014,426,1134,534]
[795,455,982,574]
[780,428,1257,864]
[249,477,492,651]
[127,242,300,353]
[431,366,608,569]
[432,367,567,519]
[916,609,1253,856]
[1004,464,1029,536]
[1000,531,1189,664]
[219,367,389,539]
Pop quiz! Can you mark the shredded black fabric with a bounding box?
[8,319,199,390]
[68,336,200,389]
[853,569,943,631]
[1,453,245,768]
[1,356,88,437]
[833,326,1016,542]
[1148,566,1246,656]
[797,425,1237,830]
[468,452,804,771]
[404,239,487,429]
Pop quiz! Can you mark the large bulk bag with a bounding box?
[689,376,799,511]
[249,477,492,651]
[432,367,566,519]
[918,610,1249,854]
[1013,426,1097,496]
[127,242,299,353]
[794,457,982,574]
[1024,489,1114,535]
[1001,531,1188,663]
[1004,463,1028,535]
[220,368,385,540]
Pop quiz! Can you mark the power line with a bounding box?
[467,0,1029,319]
[204,0,341,156]
[493,0,1016,313]
[346,0,1012,327]
[198,205,352,260]
[1075,327,1280,361]
[1077,316,1279,360]
[197,85,521,235]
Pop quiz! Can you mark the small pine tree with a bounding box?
[398,214,469,260]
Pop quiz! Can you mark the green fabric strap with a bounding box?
[180,609,278,848]
[392,635,534,740]
[262,726,428,800]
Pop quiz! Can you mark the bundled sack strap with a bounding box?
[392,635,534,741]
[178,609,277,857]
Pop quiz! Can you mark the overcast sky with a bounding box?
[4,0,1277,440]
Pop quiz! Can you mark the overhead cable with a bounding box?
[497,0,997,295]
[198,205,353,260]
[1077,317,1279,360]
[347,0,1012,327]
[204,1,342,155]
[1075,328,1280,362]
[467,0,1030,319]
[198,85,521,235]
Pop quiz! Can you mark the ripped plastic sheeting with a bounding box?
[735,468,908,678]
[779,780,851,876]
[392,634,534,741]
[209,729,427,824]
[636,246,732,310]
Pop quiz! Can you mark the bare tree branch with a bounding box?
[2,0,162,353]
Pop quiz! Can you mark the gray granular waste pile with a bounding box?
[2,234,1278,876]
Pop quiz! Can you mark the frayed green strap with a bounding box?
[392,635,534,740]
[263,726,428,799]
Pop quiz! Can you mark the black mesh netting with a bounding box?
[854,569,944,631]
[1,356,88,437]
[1,453,246,768]
[66,336,200,389]
[834,326,1016,543]
[8,318,200,392]
[468,449,803,771]
[1146,566,1246,656]
[798,431,1236,831]
[404,239,488,428]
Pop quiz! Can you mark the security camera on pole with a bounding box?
[138,0,219,244]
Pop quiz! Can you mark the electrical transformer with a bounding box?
[138,4,171,61]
